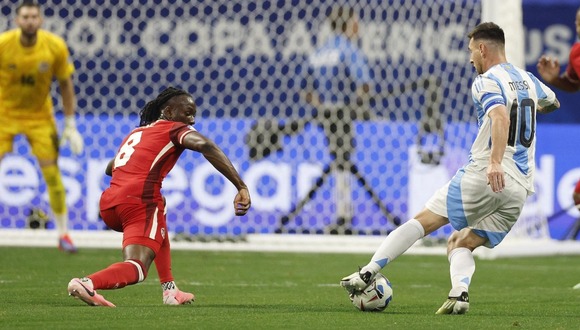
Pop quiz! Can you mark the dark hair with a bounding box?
[329,6,355,33]
[467,22,505,45]
[16,1,40,14]
[139,87,190,126]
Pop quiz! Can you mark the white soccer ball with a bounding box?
[349,273,393,312]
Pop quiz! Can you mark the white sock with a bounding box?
[361,219,425,275]
[162,281,176,291]
[54,213,68,236]
[448,247,475,297]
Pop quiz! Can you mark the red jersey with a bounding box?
[100,120,195,209]
[565,42,580,83]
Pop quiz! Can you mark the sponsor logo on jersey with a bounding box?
[38,61,50,73]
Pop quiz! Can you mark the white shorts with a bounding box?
[425,164,528,247]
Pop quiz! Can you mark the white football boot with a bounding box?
[340,270,374,294]
[435,291,469,315]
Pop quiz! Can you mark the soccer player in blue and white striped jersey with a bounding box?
[340,22,560,314]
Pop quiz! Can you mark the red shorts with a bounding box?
[100,201,167,253]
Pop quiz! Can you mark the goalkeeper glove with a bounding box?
[61,115,84,155]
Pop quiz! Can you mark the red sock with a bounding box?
[89,259,147,290]
[154,237,174,283]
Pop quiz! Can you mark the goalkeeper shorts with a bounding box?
[0,117,58,161]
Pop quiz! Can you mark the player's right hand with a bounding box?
[234,188,251,216]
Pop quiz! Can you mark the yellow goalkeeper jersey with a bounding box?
[0,29,74,120]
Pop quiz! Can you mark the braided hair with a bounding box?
[139,87,190,126]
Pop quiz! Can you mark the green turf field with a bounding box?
[0,247,578,329]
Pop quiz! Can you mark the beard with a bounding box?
[20,27,39,39]
[472,63,483,75]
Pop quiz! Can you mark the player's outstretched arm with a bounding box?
[537,55,580,92]
[182,131,251,215]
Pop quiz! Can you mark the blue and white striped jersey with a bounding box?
[469,63,557,194]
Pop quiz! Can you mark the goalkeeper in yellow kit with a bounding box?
[0,1,83,252]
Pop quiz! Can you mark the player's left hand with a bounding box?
[536,55,560,82]
[234,188,251,216]
[61,115,84,155]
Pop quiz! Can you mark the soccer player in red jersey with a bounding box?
[537,7,580,92]
[537,8,580,290]
[536,10,580,207]
[572,179,580,290]
[67,87,251,306]
[573,179,580,207]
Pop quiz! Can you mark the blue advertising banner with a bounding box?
[1,116,578,239]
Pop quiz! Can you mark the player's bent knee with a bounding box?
[447,231,460,248]
[415,209,448,235]
[447,229,482,251]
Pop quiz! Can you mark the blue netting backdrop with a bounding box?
[2,0,509,237]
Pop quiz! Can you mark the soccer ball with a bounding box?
[349,273,393,312]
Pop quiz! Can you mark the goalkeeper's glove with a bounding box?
[61,115,84,155]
